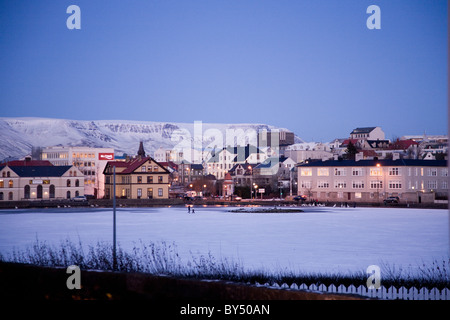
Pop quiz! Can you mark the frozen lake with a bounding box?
[0,205,448,275]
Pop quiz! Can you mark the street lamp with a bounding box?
[376,163,381,202]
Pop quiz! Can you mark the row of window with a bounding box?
[0,188,80,201]
[105,176,165,184]
[0,179,82,188]
[301,167,448,177]
[301,180,448,190]
[105,187,164,198]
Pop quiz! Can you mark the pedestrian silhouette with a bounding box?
[188,206,190,213]
[192,208,195,214]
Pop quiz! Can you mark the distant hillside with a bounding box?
[0,117,304,160]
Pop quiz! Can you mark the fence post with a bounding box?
[327,284,336,293]
[419,287,428,300]
[409,287,419,300]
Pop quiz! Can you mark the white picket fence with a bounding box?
[255,282,450,300]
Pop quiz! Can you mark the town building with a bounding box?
[206,145,266,179]
[285,143,333,163]
[103,143,170,200]
[296,158,448,204]
[40,146,115,198]
[0,158,84,201]
[350,127,385,142]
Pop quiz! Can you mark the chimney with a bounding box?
[355,152,364,161]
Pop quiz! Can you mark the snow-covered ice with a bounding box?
[0,206,448,275]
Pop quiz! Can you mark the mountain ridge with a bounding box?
[0,117,304,160]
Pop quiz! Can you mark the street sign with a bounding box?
[258,188,265,193]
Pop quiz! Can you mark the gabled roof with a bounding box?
[5,165,72,177]
[351,127,377,134]
[105,157,170,174]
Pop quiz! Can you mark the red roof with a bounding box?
[341,139,358,146]
[4,160,53,166]
[389,139,419,150]
[106,157,170,174]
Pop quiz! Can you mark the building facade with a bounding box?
[103,156,170,199]
[0,161,84,201]
[297,159,448,204]
[41,146,115,198]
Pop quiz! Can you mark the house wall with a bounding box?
[104,159,169,199]
[297,163,448,204]
[0,166,85,201]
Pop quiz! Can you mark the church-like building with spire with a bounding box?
[103,142,170,199]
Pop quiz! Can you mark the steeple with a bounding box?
[137,141,146,157]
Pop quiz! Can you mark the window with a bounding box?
[49,185,55,198]
[334,168,346,176]
[158,176,163,183]
[158,188,163,197]
[355,192,362,199]
[427,180,437,190]
[334,181,346,189]
[0,192,3,200]
[137,188,142,198]
[370,180,383,189]
[370,167,382,176]
[428,168,437,176]
[153,166,158,172]
[8,180,13,188]
[137,176,142,183]
[317,181,329,188]
[389,168,400,176]
[352,181,365,189]
[352,168,363,176]
[148,188,153,199]
[147,176,153,183]
[67,179,71,187]
[442,180,448,189]
[0,180,3,188]
[300,168,312,176]
[75,179,80,187]
[141,166,146,172]
[388,181,402,189]
[300,180,311,188]
[442,168,448,177]
[317,168,329,176]
[24,185,30,199]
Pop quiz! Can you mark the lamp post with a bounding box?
[248,165,253,200]
[376,163,381,203]
[113,165,117,271]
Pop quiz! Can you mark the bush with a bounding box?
[1,238,449,290]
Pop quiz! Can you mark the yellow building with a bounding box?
[103,156,170,199]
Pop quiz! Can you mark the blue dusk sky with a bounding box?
[0,0,447,142]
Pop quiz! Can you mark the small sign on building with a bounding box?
[99,153,115,161]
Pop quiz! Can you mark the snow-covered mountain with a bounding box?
[0,117,304,160]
